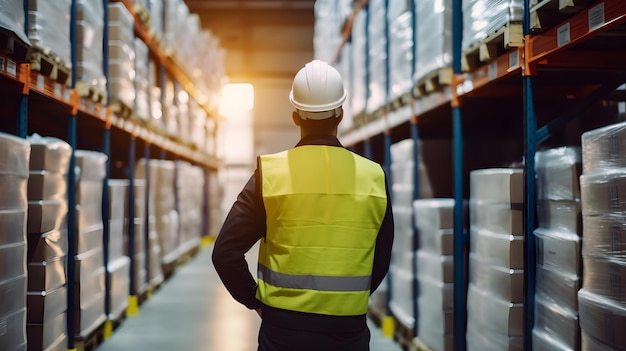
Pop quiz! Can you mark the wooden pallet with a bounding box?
[530,0,589,32]
[394,318,416,351]
[390,91,413,111]
[414,67,453,97]
[462,22,523,71]
[76,80,107,104]
[411,337,435,351]
[133,3,151,28]
[30,50,71,86]
[0,27,31,62]
[74,316,107,351]
[110,100,133,119]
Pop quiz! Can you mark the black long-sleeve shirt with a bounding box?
[212,135,394,331]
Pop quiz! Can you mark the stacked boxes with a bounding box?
[74,150,107,338]
[154,160,180,266]
[75,0,106,94]
[26,135,71,351]
[579,122,626,349]
[149,0,164,40]
[0,0,31,53]
[134,38,150,122]
[350,8,367,118]
[108,2,136,111]
[413,199,456,351]
[0,133,30,351]
[175,162,203,254]
[135,160,164,289]
[414,0,452,83]
[467,168,524,351]
[313,0,352,64]
[388,0,413,101]
[367,0,387,115]
[27,0,72,65]
[107,180,130,321]
[130,179,148,296]
[532,147,582,350]
[175,83,190,143]
[461,0,523,52]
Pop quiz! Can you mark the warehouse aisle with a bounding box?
[96,244,403,351]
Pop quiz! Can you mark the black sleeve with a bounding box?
[370,173,394,293]
[211,169,265,310]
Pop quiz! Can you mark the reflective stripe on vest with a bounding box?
[256,145,387,316]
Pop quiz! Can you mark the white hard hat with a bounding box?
[289,60,347,120]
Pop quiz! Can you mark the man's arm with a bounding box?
[370,175,394,293]
[212,170,265,310]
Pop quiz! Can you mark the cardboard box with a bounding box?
[26,285,66,324]
[0,132,30,176]
[467,284,524,337]
[532,328,578,351]
[108,218,126,262]
[581,121,626,172]
[28,139,71,174]
[413,198,455,231]
[470,253,524,303]
[417,275,454,311]
[0,243,26,282]
[582,255,626,302]
[107,256,130,320]
[74,247,104,280]
[471,201,523,235]
[417,322,453,351]
[0,174,28,209]
[0,308,27,350]
[470,228,524,269]
[534,228,582,276]
[27,256,66,291]
[0,209,27,245]
[108,180,129,222]
[27,229,67,262]
[27,200,67,234]
[582,216,626,258]
[467,322,524,351]
[76,224,103,256]
[470,168,523,204]
[0,275,26,316]
[537,199,582,234]
[75,267,105,305]
[536,264,581,314]
[580,170,626,214]
[417,250,453,283]
[26,311,65,351]
[578,289,626,348]
[27,171,67,202]
[74,291,106,338]
[534,296,580,349]
[582,331,621,351]
[74,150,107,182]
[535,147,582,201]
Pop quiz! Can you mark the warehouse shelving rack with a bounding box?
[334,0,626,350]
[0,0,221,349]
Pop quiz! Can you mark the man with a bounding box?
[212,60,394,351]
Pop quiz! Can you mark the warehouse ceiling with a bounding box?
[185,0,316,80]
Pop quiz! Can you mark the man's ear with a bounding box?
[292,111,302,126]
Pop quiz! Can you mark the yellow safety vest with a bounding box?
[256,145,388,316]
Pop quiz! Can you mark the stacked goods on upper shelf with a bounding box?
[461,0,523,57]
[149,0,164,41]
[26,135,71,351]
[0,133,30,351]
[532,147,582,351]
[162,77,179,139]
[413,199,458,351]
[467,168,524,351]
[313,0,353,64]
[414,0,452,87]
[135,159,164,289]
[175,161,204,254]
[75,0,106,100]
[349,6,367,120]
[134,37,150,123]
[579,122,626,350]
[74,150,108,339]
[0,0,31,60]
[108,2,136,116]
[132,0,150,27]
[189,99,207,151]
[27,0,72,84]
[367,0,387,116]
[148,58,164,132]
[107,180,131,322]
[388,0,413,102]
[175,83,190,143]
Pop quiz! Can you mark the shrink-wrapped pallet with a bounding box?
[108,2,136,110]
[534,296,581,350]
[313,0,351,64]
[175,162,203,253]
[108,179,128,261]
[134,38,150,121]
[578,289,626,350]
[129,180,148,295]
[350,8,367,117]
[155,160,179,265]
[0,132,29,351]
[0,0,31,54]
[414,0,452,84]
[461,0,523,52]
[75,0,105,94]
[74,247,106,337]
[175,83,190,142]
[581,121,626,172]
[367,0,387,114]
[27,0,71,65]
[388,0,412,101]
[107,255,130,320]
[536,147,582,201]
[149,0,164,40]
[337,42,353,135]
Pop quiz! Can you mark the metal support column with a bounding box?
[17,94,28,138]
[410,119,420,335]
[127,137,138,315]
[66,114,77,350]
[143,143,151,296]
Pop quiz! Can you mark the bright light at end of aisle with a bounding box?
[219,83,254,115]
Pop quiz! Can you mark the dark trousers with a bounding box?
[258,322,371,351]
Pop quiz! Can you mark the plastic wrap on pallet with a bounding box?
[413,199,455,252]
[470,200,522,235]
[107,256,130,320]
[27,134,71,174]
[27,200,67,235]
[28,0,72,66]
[532,329,573,351]
[175,83,190,142]
[469,253,523,303]
[0,275,26,320]
[582,331,625,351]
[388,0,413,101]
[470,228,523,269]
[26,284,66,324]
[578,289,626,349]
[367,0,387,114]
[135,38,150,121]
[150,0,164,40]
[0,132,30,179]
[163,0,188,54]
[350,8,367,117]
[470,168,523,204]
[581,121,626,172]
[580,169,626,215]
[0,0,31,48]
[537,199,582,234]
[536,264,581,314]
[189,101,207,150]
[108,180,128,261]
[0,308,26,350]
[337,43,353,135]
[0,243,27,282]
[75,0,105,93]
[582,214,626,259]
[536,147,582,201]
[313,0,350,64]
[415,0,452,83]
[389,256,414,329]
[461,0,524,51]
[155,160,180,265]
[534,228,581,276]
[175,161,204,252]
[162,78,179,138]
[582,255,626,303]
[417,275,454,311]
[467,284,524,337]
[108,2,136,110]
[27,229,68,262]
[0,209,27,246]
[534,295,581,349]
[74,289,106,338]
[27,171,66,203]
[176,13,200,78]
[417,250,453,283]
[27,311,66,351]
[27,256,66,291]
[417,294,454,351]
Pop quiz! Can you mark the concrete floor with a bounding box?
[96,244,403,351]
